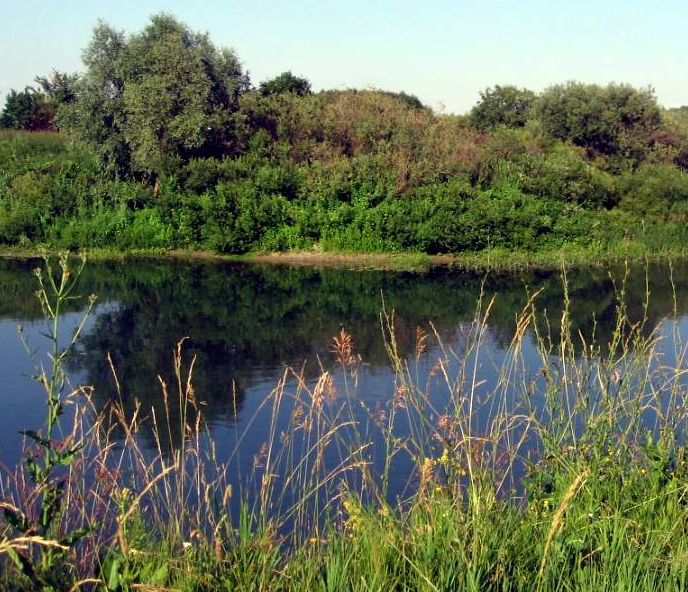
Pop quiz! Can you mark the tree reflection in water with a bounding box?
[0,257,685,455]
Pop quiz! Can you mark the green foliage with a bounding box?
[59,14,250,178]
[34,71,78,109]
[618,163,688,217]
[5,13,688,259]
[0,88,54,131]
[376,89,426,110]
[259,71,312,97]
[469,84,536,130]
[535,82,662,163]
[3,256,96,590]
[503,144,618,208]
[3,121,688,258]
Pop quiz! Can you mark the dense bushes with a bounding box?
[2,14,688,257]
[2,108,688,256]
[618,163,688,217]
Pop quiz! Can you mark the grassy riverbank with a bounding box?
[2,241,688,273]
[3,81,688,272]
[2,257,688,590]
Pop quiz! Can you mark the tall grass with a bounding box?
[2,257,688,590]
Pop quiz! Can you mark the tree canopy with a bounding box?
[35,70,79,106]
[469,85,535,130]
[58,14,250,178]
[535,82,662,163]
[0,88,53,130]
[259,71,312,97]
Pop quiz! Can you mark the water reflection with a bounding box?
[0,257,686,460]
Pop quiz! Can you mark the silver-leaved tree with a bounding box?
[58,14,251,180]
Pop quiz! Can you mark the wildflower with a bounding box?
[292,406,305,428]
[415,326,428,359]
[114,487,132,506]
[94,466,121,494]
[438,448,450,465]
[253,443,268,469]
[343,499,365,533]
[374,401,387,425]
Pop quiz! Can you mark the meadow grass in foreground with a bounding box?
[2,256,688,590]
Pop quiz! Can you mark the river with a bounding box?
[1,256,687,507]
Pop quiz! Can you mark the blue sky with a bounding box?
[2,0,686,113]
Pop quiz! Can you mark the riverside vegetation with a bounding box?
[2,15,688,264]
[3,255,688,590]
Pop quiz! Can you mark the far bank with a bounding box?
[1,243,687,273]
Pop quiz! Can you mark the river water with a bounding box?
[1,256,687,506]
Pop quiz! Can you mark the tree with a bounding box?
[59,14,250,178]
[35,70,79,106]
[535,82,662,163]
[259,71,312,97]
[56,20,129,175]
[0,87,54,130]
[469,85,535,130]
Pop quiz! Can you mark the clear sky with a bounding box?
[2,0,686,114]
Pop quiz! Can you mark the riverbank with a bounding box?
[1,241,687,272]
[4,124,688,275]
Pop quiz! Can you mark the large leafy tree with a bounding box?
[59,14,250,178]
[57,21,129,175]
[535,82,662,163]
[469,85,535,130]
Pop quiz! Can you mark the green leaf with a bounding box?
[103,557,121,591]
[148,563,169,585]
[5,546,35,579]
[60,522,97,547]
[26,456,43,482]
[56,443,84,466]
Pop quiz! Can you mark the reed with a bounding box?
[2,256,688,590]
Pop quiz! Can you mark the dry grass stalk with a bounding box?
[538,469,590,582]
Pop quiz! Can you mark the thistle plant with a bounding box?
[3,254,96,590]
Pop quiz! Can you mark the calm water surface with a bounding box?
[1,257,687,501]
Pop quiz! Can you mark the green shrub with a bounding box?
[517,146,617,208]
[618,163,688,217]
